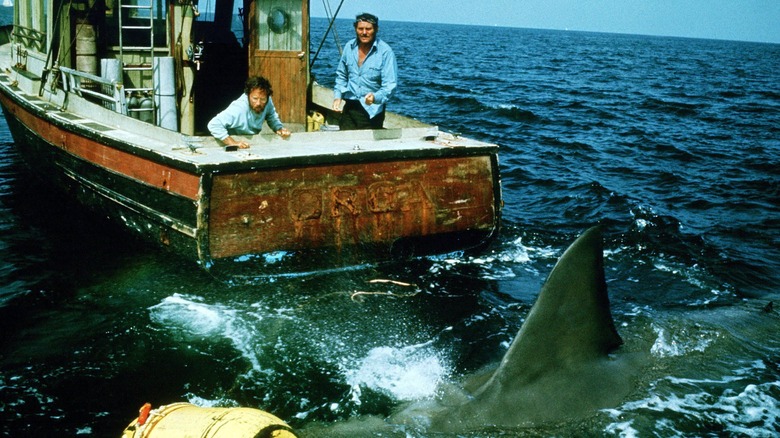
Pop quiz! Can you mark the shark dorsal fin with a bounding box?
[482,226,622,390]
[430,226,628,429]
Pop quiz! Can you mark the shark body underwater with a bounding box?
[123,226,645,436]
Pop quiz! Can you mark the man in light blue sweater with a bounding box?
[208,76,291,149]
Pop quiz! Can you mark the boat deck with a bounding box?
[0,44,497,175]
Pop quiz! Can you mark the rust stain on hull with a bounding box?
[0,92,201,200]
[208,156,497,259]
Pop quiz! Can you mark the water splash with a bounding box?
[650,322,717,358]
[343,341,451,402]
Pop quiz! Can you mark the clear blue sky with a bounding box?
[311,0,780,44]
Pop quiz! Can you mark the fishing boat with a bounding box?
[0,0,501,269]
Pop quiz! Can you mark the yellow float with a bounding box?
[121,402,298,438]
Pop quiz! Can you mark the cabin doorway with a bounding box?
[191,0,249,133]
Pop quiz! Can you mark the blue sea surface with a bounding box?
[0,14,778,436]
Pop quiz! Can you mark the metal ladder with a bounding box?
[118,0,155,122]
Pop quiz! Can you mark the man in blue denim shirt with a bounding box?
[332,13,397,130]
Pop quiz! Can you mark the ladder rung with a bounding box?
[119,0,155,92]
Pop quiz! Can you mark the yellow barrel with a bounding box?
[307,111,324,131]
[121,403,298,438]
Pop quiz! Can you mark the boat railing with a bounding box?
[58,66,127,114]
[10,25,46,52]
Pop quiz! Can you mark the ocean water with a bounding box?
[1,14,779,436]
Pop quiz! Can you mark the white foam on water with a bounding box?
[149,293,230,337]
[650,323,716,358]
[652,260,734,304]
[148,293,271,373]
[232,250,291,264]
[605,361,780,435]
[503,236,559,263]
[426,235,558,280]
[604,420,638,438]
[343,342,450,402]
[185,393,238,408]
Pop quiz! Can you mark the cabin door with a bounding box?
[248,0,309,126]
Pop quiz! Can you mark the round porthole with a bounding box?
[268,8,290,34]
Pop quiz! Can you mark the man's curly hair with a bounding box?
[244,76,273,96]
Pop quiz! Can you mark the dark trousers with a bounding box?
[339,99,385,130]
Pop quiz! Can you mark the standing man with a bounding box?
[208,76,291,149]
[332,13,398,130]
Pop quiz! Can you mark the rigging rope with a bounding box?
[39,0,72,95]
[310,0,345,70]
